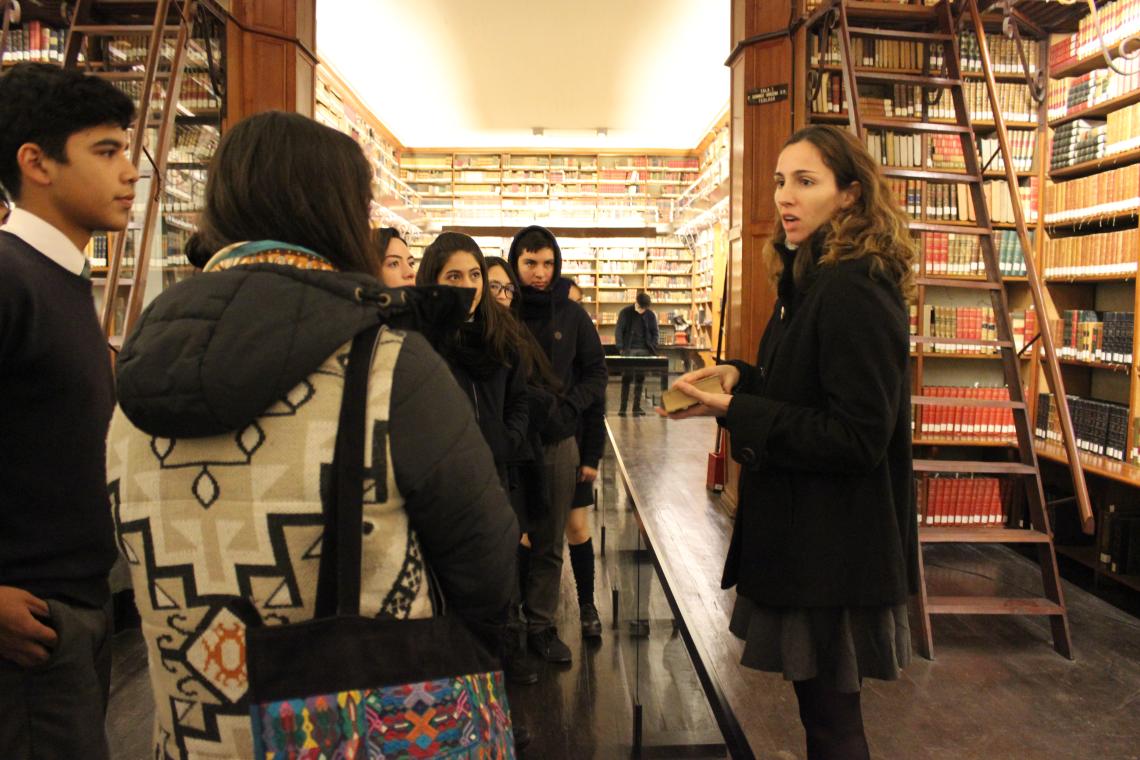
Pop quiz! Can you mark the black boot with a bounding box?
[569,539,601,639]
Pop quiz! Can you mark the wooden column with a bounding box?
[721,0,797,511]
[225,0,317,123]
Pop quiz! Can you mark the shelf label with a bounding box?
[747,84,788,106]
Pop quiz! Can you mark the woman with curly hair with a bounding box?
[664,124,918,760]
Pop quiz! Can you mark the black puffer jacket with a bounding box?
[115,264,519,626]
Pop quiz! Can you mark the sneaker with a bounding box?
[579,603,602,639]
[504,647,539,685]
[528,628,572,664]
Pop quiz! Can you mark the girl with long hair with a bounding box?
[664,124,918,760]
[106,112,518,757]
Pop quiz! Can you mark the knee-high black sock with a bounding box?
[568,538,595,607]
[793,678,869,760]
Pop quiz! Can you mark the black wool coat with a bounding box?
[720,243,917,608]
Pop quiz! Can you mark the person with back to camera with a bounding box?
[615,291,659,416]
[662,124,917,760]
[106,111,518,759]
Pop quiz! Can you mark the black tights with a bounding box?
[792,678,870,760]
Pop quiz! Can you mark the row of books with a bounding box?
[910,305,1037,353]
[926,82,1039,124]
[1096,503,1140,577]
[916,385,1016,440]
[958,31,1041,75]
[866,131,922,168]
[1106,102,1140,155]
[646,276,691,289]
[168,124,219,166]
[110,79,221,113]
[1043,164,1140,223]
[1047,65,1140,123]
[806,30,1039,76]
[1050,120,1107,171]
[915,476,1012,528]
[977,134,1036,173]
[1042,228,1139,279]
[917,179,1038,224]
[924,133,1036,173]
[402,155,700,172]
[1057,309,1134,364]
[921,229,1029,277]
[1035,393,1130,461]
[813,78,1039,125]
[1,22,65,62]
[1048,0,1140,71]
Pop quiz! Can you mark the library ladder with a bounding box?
[828,0,1092,659]
[63,0,200,344]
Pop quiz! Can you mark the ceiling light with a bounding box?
[532,127,545,137]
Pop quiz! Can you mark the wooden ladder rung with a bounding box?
[910,335,1012,349]
[847,26,953,42]
[912,459,1037,475]
[919,528,1052,543]
[908,222,992,236]
[855,71,960,86]
[911,396,1026,410]
[925,596,1065,616]
[863,118,971,134]
[916,276,1002,290]
[883,167,980,183]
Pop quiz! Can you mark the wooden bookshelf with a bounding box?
[1049,147,1140,182]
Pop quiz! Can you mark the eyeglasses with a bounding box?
[488,282,517,296]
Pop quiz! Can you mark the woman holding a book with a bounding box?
[662,124,918,760]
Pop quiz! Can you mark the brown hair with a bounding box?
[195,111,377,274]
[765,125,917,303]
[417,233,527,370]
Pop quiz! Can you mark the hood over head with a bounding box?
[508,225,563,285]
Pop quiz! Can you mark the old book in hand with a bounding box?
[662,375,728,414]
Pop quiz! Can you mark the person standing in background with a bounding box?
[0,62,138,760]
[509,226,607,666]
[615,292,659,416]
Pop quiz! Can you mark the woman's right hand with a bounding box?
[656,364,742,419]
[678,363,741,394]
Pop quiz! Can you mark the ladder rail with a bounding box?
[122,0,197,334]
[934,3,1048,538]
[73,0,176,337]
[963,0,1093,534]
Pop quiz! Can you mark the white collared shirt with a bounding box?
[1,207,89,276]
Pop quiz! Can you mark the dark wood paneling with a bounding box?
[295,46,314,117]
[722,0,795,511]
[243,34,290,115]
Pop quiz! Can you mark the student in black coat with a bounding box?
[614,292,659,415]
[416,233,529,488]
[565,280,605,639]
[508,226,608,665]
[664,125,918,760]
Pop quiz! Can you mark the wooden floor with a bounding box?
[107,381,1140,759]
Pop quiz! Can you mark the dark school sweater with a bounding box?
[0,232,117,607]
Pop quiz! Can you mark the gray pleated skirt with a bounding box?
[729,594,912,694]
